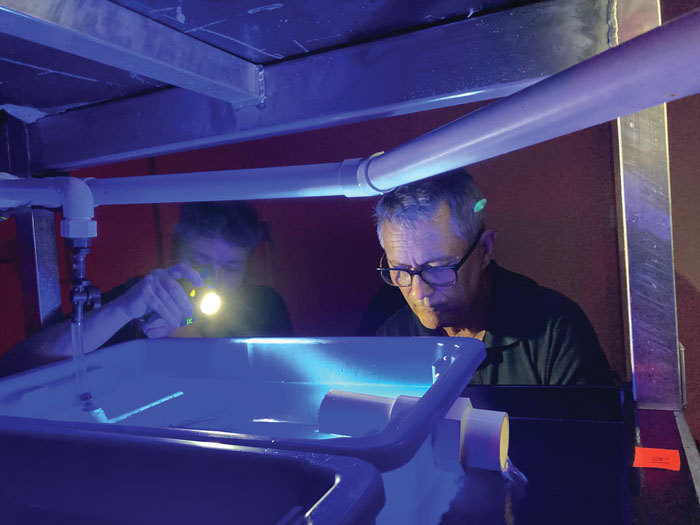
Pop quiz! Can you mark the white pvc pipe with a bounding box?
[396,395,509,472]
[86,158,380,206]
[3,11,697,220]
[82,10,700,208]
[0,173,61,209]
[0,174,96,238]
[365,7,700,190]
[318,390,395,436]
[318,390,509,472]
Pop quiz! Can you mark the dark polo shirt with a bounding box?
[376,262,614,386]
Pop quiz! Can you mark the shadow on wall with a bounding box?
[675,272,700,440]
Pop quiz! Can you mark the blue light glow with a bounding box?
[109,391,184,423]
[431,89,487,103]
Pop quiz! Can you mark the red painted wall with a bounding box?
[0,216,26,350]
[663,0,700,449]
[668,92,700,436]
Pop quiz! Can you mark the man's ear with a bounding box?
[479,229,497,269]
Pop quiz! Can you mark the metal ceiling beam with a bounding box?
[26,0,611,171]
[0,0,260,105]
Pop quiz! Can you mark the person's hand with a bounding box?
[113,264,204,338]
[171,321,205,339]
[141,317,180,339]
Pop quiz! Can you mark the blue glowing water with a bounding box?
[0,337,492,524]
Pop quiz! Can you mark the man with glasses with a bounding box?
[374,169,613,385]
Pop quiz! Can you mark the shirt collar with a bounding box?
[407,261,523,349]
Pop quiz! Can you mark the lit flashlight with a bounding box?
[196,266,222,316]
[180,266,223,324]
[199,290,222,315]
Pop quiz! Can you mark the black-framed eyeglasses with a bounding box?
[376,228,484,288]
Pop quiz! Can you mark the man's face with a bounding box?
[381,203,487,331]
[178,236,250,294]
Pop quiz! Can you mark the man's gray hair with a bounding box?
[375,169,486,248]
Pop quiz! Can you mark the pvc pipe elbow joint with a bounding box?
[392,396,509,472]
[55,177,97,239]
[0,174,96,238]
[338,154,390,198]
[318,391,509,472]
[439,397,509,472]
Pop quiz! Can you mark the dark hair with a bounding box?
[375,168,486,247]
[174,201,262,253]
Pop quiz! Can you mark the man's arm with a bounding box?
[0,300,136,375]
[0,264,203,377]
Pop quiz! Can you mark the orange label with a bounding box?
[633,447,681,471]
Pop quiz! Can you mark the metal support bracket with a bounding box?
[675,411,700,505]
[612,0,683,410]
[25,0,613,171]
[1,112,62,332]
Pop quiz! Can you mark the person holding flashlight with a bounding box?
[161,201,293,340]
[107,200,292,342]
[0,201,292,376]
